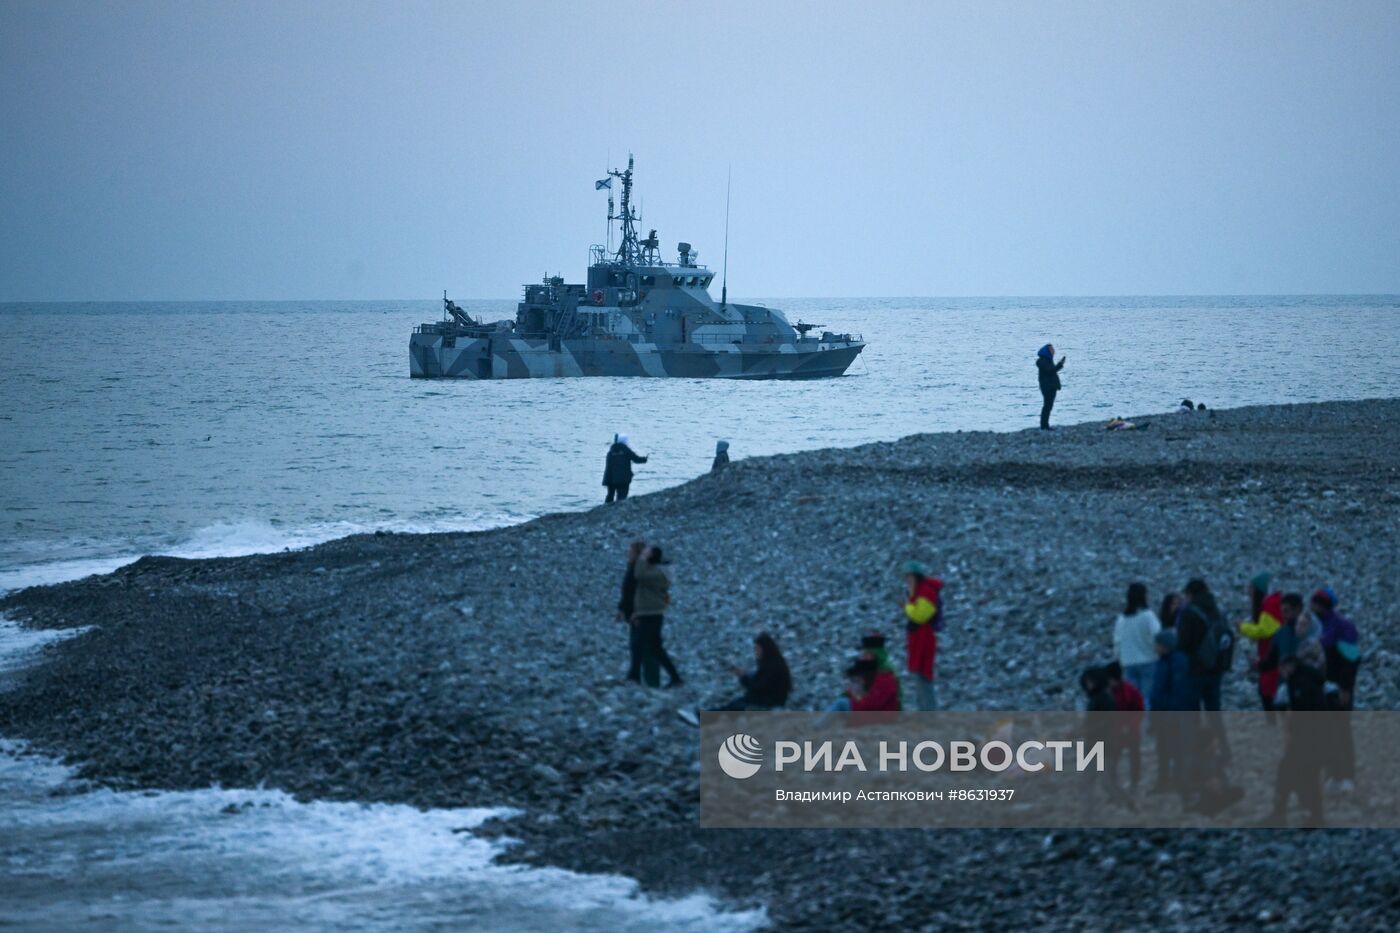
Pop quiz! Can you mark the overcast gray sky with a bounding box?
[2,0,1397,300]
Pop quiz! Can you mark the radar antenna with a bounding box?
[608,154,641,265]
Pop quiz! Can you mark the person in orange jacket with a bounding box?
[1238,572,1283,713]
[901,561,943,710]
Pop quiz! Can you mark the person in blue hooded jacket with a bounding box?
[1148,629,1195,793]
[1036,344,1067,430]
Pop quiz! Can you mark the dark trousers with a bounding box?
[605,483,630,503]
[1039,389,1056,429]
[1325,701,1356,782]
[1273,741,1324,822]
[634,614,679,686]
[1197,672,1223,711]
[1153,716,1184,789]
[1109,735,1142,789]
[625,620,643,681]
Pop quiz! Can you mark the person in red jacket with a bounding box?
[1104,662,1146,793]
[1238,572,1283,715]
[817,654,900,726]
[847,655,901,713]
[901,561,943,710]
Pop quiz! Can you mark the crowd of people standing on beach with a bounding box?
[613,538,1365,822]
[1092,574,1363,823]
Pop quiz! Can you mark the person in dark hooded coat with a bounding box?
[603,434,647,502]
[1036,344,1066,430]
[711,440,730,472]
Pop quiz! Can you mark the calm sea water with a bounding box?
[3,296,1399,590]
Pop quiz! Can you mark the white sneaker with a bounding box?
[675,707,700,727]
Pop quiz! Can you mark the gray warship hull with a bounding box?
[411,157,865,380]
[410,333,863,379]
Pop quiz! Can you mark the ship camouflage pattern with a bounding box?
[410,157,865,380]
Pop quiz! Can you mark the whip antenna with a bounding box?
[721,165,731,310]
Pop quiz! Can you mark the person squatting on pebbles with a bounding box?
[630,544,682,688]
[603,433,647,503]
[1091,574,1367,824]
[823,654,901,716]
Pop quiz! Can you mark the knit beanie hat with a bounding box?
[1250,572,1271,593]
[1311,587,1337,609]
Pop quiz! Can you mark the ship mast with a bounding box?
[608,155,640,266]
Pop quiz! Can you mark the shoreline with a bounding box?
[3,398,1400,928]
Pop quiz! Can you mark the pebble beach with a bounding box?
[3,398,1399,930]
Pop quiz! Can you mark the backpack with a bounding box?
[1194,607,1236,674]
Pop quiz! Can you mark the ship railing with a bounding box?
[686,332,864,345]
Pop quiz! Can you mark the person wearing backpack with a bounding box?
[901,561,943,710]
[1177,578,1234,712]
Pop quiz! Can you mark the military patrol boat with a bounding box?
[410,158,864,379]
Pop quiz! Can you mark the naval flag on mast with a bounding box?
[595,178,611,190]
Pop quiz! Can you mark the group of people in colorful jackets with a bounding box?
[1104,573,1363,822]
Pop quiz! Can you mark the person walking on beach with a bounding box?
[711,440,730,472]
[1036,343,1066,430]
[901,561,942,710]
[1112,582,1161,697]
[603,434,647,503]
[617,539,646,683]
[631,545,682,688]
[1238,573,1284,713]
